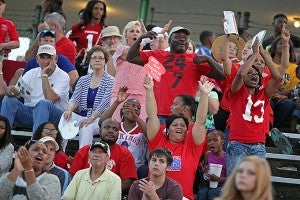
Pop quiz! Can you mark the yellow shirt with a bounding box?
[62,168,121,200]
[276,62,299,89]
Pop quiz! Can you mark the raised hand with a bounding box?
[281,28,290,44]
[17,146,33,171]
[198,79,215,96]
[161,20,172,35]
[13,152,24,174]
[117,86,129,103]
[143,74,154,90]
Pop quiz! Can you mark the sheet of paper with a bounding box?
[223,11,238,35]
[251,30,266,46]
[144,56,166,82]
[15,76,33,100]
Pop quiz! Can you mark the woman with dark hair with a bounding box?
[144,74,214,200]
[0,140,61,199]
[0,115,14,177]
[69,0,107,52]
[268,31,297,130]
[32,122,70,170]
[41,0,66,19]
[225,37,288,175]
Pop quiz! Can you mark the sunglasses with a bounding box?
[40,29,56,38]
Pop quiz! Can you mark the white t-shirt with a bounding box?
[21,65,70,111]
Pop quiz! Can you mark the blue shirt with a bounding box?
[23,53,76,74]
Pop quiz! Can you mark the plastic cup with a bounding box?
[208,163,222,188]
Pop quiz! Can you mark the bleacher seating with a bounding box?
[11,129,300,199]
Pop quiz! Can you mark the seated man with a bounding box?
[63,141,121,200]
[39,136,70,196]
[128,148,183,199]
[69,118,137,197]
[25,12,76,65]
[23,29,78,89]
[1,44,69,133]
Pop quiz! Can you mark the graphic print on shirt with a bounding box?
[169,155,182,171]
[163,55,186,88]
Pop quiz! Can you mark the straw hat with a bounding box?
[211,34,245,63]
[101,26,122,39]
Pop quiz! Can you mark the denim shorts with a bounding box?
[226,141,266,176]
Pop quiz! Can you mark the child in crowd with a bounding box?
[197,130,226,200]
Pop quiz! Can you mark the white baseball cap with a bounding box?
[37,44,56,56]
[39,136,59,151]
[169,26,191,36]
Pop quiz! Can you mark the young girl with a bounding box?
[0,115,14,177]
[226,36,288,175]
[197,130,226,200]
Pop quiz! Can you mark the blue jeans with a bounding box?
[226,141,266,176]
[223,128,230,152]
[0,97,63,133]
[197,186,222,200]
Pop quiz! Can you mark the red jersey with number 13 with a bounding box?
[227,85,269,143]
[140,50,212,116]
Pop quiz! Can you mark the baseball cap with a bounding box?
[39,29,56,39]
[90,141,110,157]
[169,26,191,37]
[101,26,122,39]
[39,136,59,151]
[37,44,56,56]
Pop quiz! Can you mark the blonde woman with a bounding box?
[216,156,272,200]
[111,21,147,121]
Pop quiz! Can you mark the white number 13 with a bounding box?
[242,95,265,123]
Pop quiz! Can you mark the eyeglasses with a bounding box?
[43,128,58,135]
[90,56,105,61]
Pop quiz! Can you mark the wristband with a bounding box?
[282,45,290,48]
[24,169,34,173]
[42,74,48,78]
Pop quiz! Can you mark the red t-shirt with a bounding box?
[69,22,104,52]
[54,150,70,171]
[148,125,204,200]
[0,17,19,43]
[56,36,76,65]
[227,85,269,143]
[218,62,240,112]
[140,51,212,116]
[69,144,137,180]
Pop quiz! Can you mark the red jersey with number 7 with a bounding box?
[140,50,212,116]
